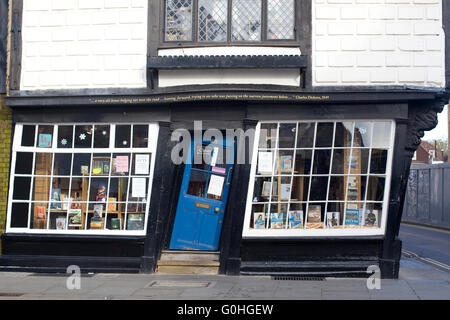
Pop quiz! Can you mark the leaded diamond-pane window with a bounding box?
[268,0,295,40]
[231,0,262,42]
[198,0,228,42]
[163,0,297,44]
[165,0,193,41]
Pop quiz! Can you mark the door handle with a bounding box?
[226,167,233,186]
[214,207,220,213]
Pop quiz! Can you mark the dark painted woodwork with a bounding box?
[0,0,7,93]
[9,0,22,92]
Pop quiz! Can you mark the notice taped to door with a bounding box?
[207,174,225,198]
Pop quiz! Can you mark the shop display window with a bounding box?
[7,123,158,235]
[245,120,394,237]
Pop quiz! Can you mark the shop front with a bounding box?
[2,92,446,279]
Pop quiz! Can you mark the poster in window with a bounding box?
[50,188,61,209]
[280,184,291,200]
[270,212,284,229]
[132,178,146,198]
[280,155,292,172]
[68,209,82,227]
[307,205,322,229]
[135,154,150,175]
[326,212,340,228]
[56,217,66,230]
[261,181,271,197]
[345,204,360,226]
[258,151,273,174]
[364,209,379,227]
[38,134,52,148]
[253,213,266,229]
[288,210,303,229]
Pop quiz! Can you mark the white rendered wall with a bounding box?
[20,0,148,90]
[157,47,302,87]
[312,0,446,88]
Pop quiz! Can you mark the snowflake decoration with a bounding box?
[61,138,68,146]
[79,133,86,141]
[359,128,367,135]
[122,140,128,146]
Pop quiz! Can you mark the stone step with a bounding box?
[159,250,220,263]
[157,250,220,275]
[156,265,219,275]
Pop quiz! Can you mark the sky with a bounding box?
[423,105,448,142]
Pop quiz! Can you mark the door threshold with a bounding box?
[162,250,220,254]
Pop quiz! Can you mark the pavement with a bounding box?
[0,223,448,300]
[0,254,449,300]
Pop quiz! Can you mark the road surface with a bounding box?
[399,223,450,271]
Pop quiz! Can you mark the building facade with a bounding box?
[0,0,449,278]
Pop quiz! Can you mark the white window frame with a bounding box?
[242,120,396,238]
[6,123,159,236]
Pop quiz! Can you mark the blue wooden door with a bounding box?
[170,137,235,251]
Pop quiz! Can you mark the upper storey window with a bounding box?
[164,0,296,44]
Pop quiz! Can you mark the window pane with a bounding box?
[334,122,353,148]
[297,123,315,148]
[276,150,294,174]
[70,177,85,201]
[32,177,50,201]
[92,154,111,176]
[325,202,344,228]
[126,208,145,231]
[35,153,53,176]
[94,125,110,148]
[306,204,324,229]
[74,125,93,148]
[287,203,306,229]
[232,0,262,42]
[112,153,131,176]
[13,177,31,200]
[58,125,73,148]
[315,122,334,147]
[269,203,288,229]
[331,148,350,174]
[346,176,367,202]
[198,0,228,42]
[267,0,295,40]
[354,122,372,148]
[15,152,33,175]
[259,123,277,149]
[132,153,151,175]
[36,125,54,148]
[49,211,68,230]
[278,123,296,148]
[72,153,91,176]
[291,176,309,202]
[108,177,129,202]
[115,125,131,148]
[133,125,149,148]
[53,153,72,176]
[10,203,29,228]
[370,149,388,174]
[363,203,382,228]
[251,204,269,229]
[294,150,312,175]
[129,177,148,201]
[372,122,392,148]
[89,178,109,203]
[187,170,207,198]
[328,176,345,201]
[367,176,385,202]
[312,149,331,174]
[21,125,36,147]
[31,203,48,230]
[309,176,328,201]
[52,177,71,206]
[349,149,370,175]
[253,176,271,202]
[165,0,193,41]
[344,203,362,227]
